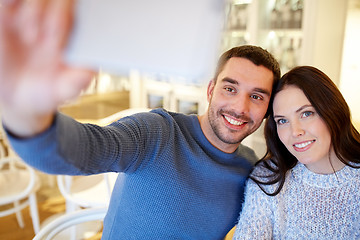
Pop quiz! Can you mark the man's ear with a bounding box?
[207,79,215,102]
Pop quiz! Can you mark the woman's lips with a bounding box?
[293,140,315,152]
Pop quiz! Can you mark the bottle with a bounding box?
[270,0,280,29]
[267,38,275,56]
[295,38,302,63]
[282,38,297,71]
[293,0,303,29]
[273,36,283,67]
[280,0,292,29]
[228,5,237,29]
[237,4,248,30]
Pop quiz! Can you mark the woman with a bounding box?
[233,66,360,239]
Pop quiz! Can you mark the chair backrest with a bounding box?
[0,155,41,234]
[95,107,151,126]
[57,172,118,209]
[0,123,8,159]
[129,69,207,115]
[0,141,6,159]
[33,207,108,240]
[0,156,37,205]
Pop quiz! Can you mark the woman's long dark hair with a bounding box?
[251,66,360,196]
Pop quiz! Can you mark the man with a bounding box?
[0,0,280,239]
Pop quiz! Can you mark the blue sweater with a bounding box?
[7,108,256,239]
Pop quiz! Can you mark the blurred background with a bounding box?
[73,0,359,122]
[0,0,359,239]
[64,0,359,156]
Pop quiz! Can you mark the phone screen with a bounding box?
[65,0,226,81]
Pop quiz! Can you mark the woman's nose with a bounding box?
[291,121,305,137]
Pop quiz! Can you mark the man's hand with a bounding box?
[0,0,94,137]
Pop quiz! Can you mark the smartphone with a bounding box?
[65,0,226,80]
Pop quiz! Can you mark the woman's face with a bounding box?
[272,85,341,174]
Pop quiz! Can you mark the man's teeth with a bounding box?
[224,116,244,126]
[294,140,315,148]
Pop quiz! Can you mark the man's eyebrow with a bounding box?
[221,77,238,85]
[254,88,271,97]
[220,77,271,96]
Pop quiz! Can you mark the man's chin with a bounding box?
[217,134,246,145]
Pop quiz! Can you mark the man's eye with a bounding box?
[251,94,263,100]
[224,87,235,93]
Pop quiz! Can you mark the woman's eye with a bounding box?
[301,111,314,118]
[276,119,287,125]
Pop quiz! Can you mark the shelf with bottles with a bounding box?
[261,0,304,31]
[225,1,251,31]
[257,0,304,74]
[221,31,250,52]
[221,0,251,51]
[260,30,302,74]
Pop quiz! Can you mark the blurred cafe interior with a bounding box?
[58,0,360,157]
[0,0,359,239]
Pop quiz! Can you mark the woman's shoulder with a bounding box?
[251,159,278,178]
[248,159,287,195]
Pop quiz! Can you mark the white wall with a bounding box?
[301,0,348,84]
[339,0,360,126]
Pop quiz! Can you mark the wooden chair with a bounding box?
[0,156,41,234]
[33,207,107,240]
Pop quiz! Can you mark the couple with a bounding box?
[1,1,360,239]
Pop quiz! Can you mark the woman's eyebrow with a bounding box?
[295,104,313,113]
[273,114,284,119]
[273,104,313,119]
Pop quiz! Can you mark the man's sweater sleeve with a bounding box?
[5,113,85,175]
[5,110,171,175]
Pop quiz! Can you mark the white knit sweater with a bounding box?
[233,162,360,239]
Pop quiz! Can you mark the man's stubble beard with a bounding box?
[207,105,252,145]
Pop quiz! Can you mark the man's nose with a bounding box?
[233,94,250,115]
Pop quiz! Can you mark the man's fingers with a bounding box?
[0,0,21,86]
[0,0,21,7]
[9,0,74,51]
[16,0,47,46]
[43,0,74,51]
[56,68,95,104]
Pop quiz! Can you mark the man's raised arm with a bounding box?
[0,0,93,137]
